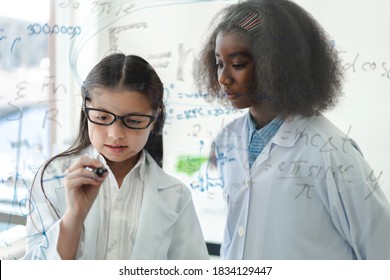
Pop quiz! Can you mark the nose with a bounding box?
[218,67,232,87]
[107,119,126,140]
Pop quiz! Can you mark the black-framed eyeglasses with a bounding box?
[84,107,157,130]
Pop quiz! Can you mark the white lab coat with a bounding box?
[23,147,209,260]
[216,113,390,259]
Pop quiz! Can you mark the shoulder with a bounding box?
[302,114,355,149]
[223,113,247,131]
[284,114,364,157]
[305,114,345,135]
[216,113,248,140]
[281,114,347,139]
[145,152,191,195]
[144,152,193,212]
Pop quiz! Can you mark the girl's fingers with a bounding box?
[68,156,106,173]
[65,156,108,182]
[64,168,106,187]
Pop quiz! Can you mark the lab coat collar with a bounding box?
[225,113,312,148]
[272,114,314,147]
[220,113,313,171]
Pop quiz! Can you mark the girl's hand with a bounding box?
[58,156,107,259]
[63,156,108,222]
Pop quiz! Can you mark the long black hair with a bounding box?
[194,0,344,117]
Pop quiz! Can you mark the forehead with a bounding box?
[88,88,153,114]
[215,31,252,57]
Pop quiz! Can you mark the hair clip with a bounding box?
[235,11,262,35]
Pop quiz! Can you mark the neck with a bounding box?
[249,107,277,129]
[106,153,140,187]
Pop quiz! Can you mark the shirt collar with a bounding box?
[90,146,146,182]
[136,150,147,182]
[247,113,284,144]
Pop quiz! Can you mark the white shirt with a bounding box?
[96,152,145,259]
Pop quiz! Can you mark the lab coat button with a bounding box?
[237,226,245,237]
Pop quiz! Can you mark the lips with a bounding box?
[225,92,239,101]
[105,144,128,153]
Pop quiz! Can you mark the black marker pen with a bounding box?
[85,166,108,177]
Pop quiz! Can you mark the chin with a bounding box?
[230,101,250,110]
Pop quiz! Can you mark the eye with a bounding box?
[232,62,247,69]
[97,115,106,121]
[126,118,142,125]
[88,110,113,124]
[95,113,110,121]
[123,115,150,128]
[215,58,224,69]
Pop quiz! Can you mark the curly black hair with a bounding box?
[194,0,344,117]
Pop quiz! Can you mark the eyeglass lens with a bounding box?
[87,109,153,129]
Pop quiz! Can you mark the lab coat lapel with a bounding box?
[251,115,310,170]
[225,114,251,175]
[131,157,178,259]
[83,192,100,258]
[272,115,311,147]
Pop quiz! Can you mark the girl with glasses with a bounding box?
[24,53,208,260]
[194,0,390,259]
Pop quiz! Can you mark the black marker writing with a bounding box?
[295,183,314,199]
[41,76,67,95]
[339,50,390,80]
[42,108,61,129]
[365,169,383,200]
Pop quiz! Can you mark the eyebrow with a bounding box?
[86,105,153,116]
[215,51,252,59]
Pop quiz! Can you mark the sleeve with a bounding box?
[325,142,390,259]
[22,165,87,260]
[22,167,63,260]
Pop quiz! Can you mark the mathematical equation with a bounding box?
[27,23,81,38]
[180,119,386,201]
[0,29,21,54]
[0,26,79,62]
[58,0,136,16]
[340,50,390,80]
[2,76,66,128]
